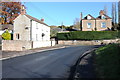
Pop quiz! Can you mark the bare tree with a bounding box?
[73,18,80,30]
[118,1,120,23]
[104,5,108,15]
[112,2,117,24]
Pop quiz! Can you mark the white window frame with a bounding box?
[36,34,38,41]
[87,16,91,20]
[36,23,38,29]
[87,23,92,28]
[101,22,106,28]
[16,33,20,40]
[101,15,105,19]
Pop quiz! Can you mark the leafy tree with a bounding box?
[0,1,23,24]
[2,30,11,40]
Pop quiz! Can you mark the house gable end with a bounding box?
[14,14,31,22]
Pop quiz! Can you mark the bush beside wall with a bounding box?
[57,31,120,40]
[2,30,11,40]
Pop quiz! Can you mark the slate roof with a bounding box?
[82,14,96,20]
[96,14,112,19]
[25,14,48,26]
[82,14,112,20]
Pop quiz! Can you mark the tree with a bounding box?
[104,5,108,15]
[112,2,117,30]
[118,1,120,23]
[73,18,80,30]
[112,2,117,24]
[0,1,23,24]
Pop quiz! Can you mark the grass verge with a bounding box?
[95,44,120,78]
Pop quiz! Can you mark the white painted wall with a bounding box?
[31,20,50,42]
[0,31,4,35]
[33,41,51,48]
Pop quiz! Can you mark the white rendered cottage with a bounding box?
[13,5,51,48]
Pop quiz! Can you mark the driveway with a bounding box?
[2,45,99,78]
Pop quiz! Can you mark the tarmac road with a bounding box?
[2,45,99,78]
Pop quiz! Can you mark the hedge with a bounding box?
[57,31,120,40]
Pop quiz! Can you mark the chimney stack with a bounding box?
[80,12,83,21]
[20,5,26,15]
[99,10,105,15]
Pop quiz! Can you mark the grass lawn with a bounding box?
[95,44,120,78]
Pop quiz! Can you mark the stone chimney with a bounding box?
[80,12,83,21]
[99,10,105,15]
[20,5,26,15]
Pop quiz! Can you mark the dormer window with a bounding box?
[87,15,91,20]
[101,15,105,19]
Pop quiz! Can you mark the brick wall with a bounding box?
[82,20,96,31]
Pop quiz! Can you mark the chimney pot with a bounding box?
[41,18,44,22]
[20,5,26,15]
[99,10,105,15]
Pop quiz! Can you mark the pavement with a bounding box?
[74,51,96,79]
[2,45,99,78]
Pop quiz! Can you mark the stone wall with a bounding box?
[2,40,56,51]
[2,40,32,51]
[58,39,120,45]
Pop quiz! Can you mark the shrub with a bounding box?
[2,30,11,40]
[57,31,120,40]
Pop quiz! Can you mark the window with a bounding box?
[101,22,106,28]
[87,23,92,28]
[25,26,29,30]
[101,15,106,19]
[16,34,20,40]
[36,23,38,29]
[87,16,91,19]
[36,34,38,41]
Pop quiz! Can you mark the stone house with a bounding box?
[13,14,50,42]
[13,5,51,48]
[81,10,112,31]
